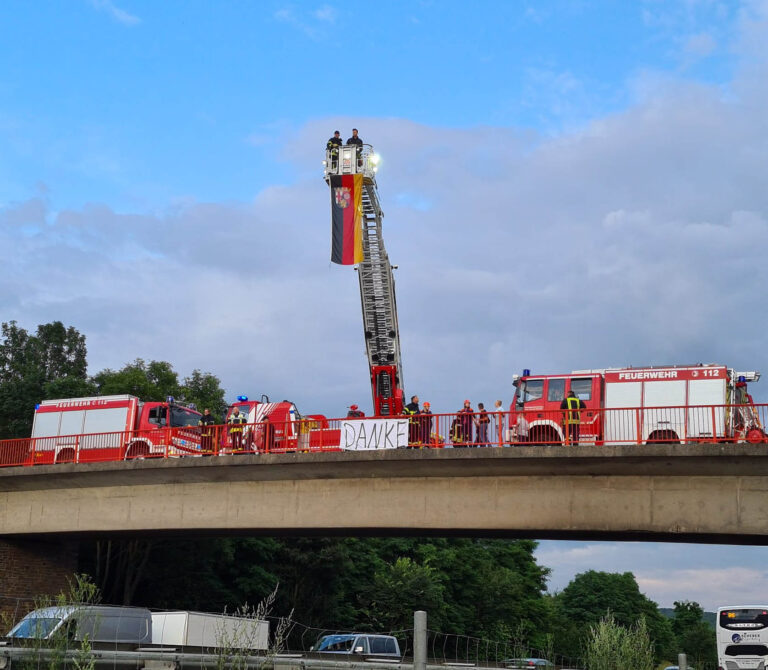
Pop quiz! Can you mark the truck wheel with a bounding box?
[528,426,560,446]
[746,428,767,444]
[55,448,76,464]
[646,430,680,445]
[125,443,150,460]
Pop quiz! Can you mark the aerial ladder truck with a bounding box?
[324,142,405,416]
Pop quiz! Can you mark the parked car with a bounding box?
[311,633,401,657]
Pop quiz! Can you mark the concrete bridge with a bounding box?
[1,443,768,542]
[1,444,767,609]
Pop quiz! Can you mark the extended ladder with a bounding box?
[325,144,405,415]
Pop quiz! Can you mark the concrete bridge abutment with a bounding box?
[0,538,78,624]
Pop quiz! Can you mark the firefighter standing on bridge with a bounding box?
[418,401,433,447]
[561,390,586,446]
[403,395,421,446]
[199,408,216,454]
[228,406,248,452]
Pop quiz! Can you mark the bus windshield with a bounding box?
[720,608,768,629]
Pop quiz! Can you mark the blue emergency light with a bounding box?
[738,376,746,383]
[523,369,531,377]
[237,395,248,402]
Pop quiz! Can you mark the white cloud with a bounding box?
[684,31,717,60]
[89,0,141,26]
[638,566,768,609]
[5,49,768,417]
[273,4,334,39]
[313,5,337,23]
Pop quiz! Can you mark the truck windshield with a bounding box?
[8,616,61,638]
[521,380,543,403]
[316,635,356,651]
[170,407,200,428]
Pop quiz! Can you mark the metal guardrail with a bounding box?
[0,646,576,670]
[0,404,765,468]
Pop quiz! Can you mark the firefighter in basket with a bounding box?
[326,130,341,168]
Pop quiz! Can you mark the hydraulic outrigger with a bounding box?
[324,143,405,416]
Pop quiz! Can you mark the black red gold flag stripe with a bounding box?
[330,174,363,265]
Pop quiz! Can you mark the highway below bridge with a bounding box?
[1,443,768,610]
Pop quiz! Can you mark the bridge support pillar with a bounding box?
[0,539,78,625]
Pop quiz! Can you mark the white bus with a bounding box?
[717,606,768,670]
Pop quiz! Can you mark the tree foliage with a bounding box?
[81,537,549,646]
[584,613,655,670]
[181,369,228,421]
[92,361,226,419]
[671,600,717,669]
[553,570,675,662]
[362,556,447,632]
[92,359,180,401]
[0,321,92,438]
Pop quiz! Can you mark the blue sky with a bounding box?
[2,0,768,610]
[0,1,744,210]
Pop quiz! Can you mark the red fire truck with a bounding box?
[510,364,763,445]
[221,395,336,453]
[28,394,201,464]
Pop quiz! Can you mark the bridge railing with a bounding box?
[0,404,765,467]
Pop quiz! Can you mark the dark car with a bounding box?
[312,633,400,657]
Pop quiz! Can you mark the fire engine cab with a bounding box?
[511,364,763,445]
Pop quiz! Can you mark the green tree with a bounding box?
[181,369,227,421]
[89,536,550,648]
[32,322,88,381]
[671,600,717,669]
[92,361,226,416]
[361,556,447,631]
[0,321,92,438]
[92,359,180,400]
[555,571,674,662]
[416,538,549,642]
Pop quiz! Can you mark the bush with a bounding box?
[584,613,655,670]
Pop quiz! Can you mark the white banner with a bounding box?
[340,418,409,450]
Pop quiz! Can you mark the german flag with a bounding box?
[330,174,363,265]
